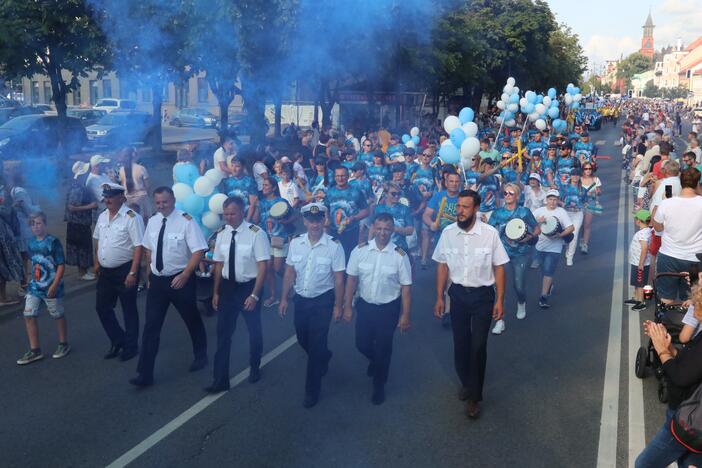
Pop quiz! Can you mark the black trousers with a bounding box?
[96,262,139,352]
[355,297,401,388]
[447,284,495,402]
[137,273,207,380]
[294,289,334,397]
[332,225,359,261]
[211,279,262,389]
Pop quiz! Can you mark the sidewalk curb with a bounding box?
[0,279,97,320]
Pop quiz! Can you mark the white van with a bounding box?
[93,98,137,113]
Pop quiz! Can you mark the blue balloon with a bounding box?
[175,202,184,211]
[548,88,557,99]
[439,143,460,164]
[411,135,420,145]
[551,99,559,107]
[183,193,205,215]
[450,128,466,148]
[504,111,514,121]
[174,163,199,186]
[402,134,410,144]
[573,87,580,95]
[509,94,519,104]
[536,94,544,104]
[459,107,475,124]
[526,91,536,104]
[524,103,535,114]
[571,102,580,109]
[547,107,559,119]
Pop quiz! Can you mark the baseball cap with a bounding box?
[72,161,90,179]
[546,188,560,198]
[90,154,110,167]
[560,142,572,150]
[403,147,416,156]
[528,173,542,183]
[635,209,651,222]
[301,203,327,218]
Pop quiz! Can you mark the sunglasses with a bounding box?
[389,191,400,196]
[583,167,593,171]
[503,191,516,196]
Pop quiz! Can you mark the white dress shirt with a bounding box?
[141,209,208,276]
[346,239,412,305]
[213,221,270,281]
[286,233,346,298]
[93,204,145,268]
[432,221,509,287]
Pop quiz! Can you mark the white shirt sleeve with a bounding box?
[285,239,298,266]
[491,231,510,266]
[128,215,145,247]
[185,218,208,253]
[252,229,271,262]
[398,254,412,286]
[683,305,700,329]
[431,231,447,263]
[331,242,346,272]
[213,231,226,262]
[653,200,666,224]
[346,247,360,276]
[141,218,155,251]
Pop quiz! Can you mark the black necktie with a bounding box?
[229,229,237,281]
[156,217,167,272]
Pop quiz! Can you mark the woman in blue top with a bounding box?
[258,178,296,308]
[367,152,390,196]
[358,140,375,166]
[561,169,586,267]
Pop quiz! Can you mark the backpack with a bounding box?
[671,380,702,453]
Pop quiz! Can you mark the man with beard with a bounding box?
[432,189,509,419]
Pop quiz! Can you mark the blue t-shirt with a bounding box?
[561,184,586,211]
[367,165,389,190]
[478,175,500,212]
[555,157,580,190]
[573,141,594,163]
[220,175,257,212]
[387,144,405,156]
[527,141,547,156]
[358,152,375,166]
[326,185,368,232]
[308,173,327,192]
[488,206,538,257]
[374,202,413,251]
[350,177,373,201]
[427,190,458,231]
[259,196,290,238]
[28,235,65,298]
[405,162,419,181]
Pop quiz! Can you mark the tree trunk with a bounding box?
[242,78,267,146]
[45,56,69,172]
[218,97,232,146]
[150,82,163,152]
[313,100,319,125]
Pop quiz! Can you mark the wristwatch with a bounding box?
[250,293,259,301]
[128,271,137,276]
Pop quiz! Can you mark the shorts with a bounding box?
[272,243,289,258]
[656,253,700,300]
[24,294,64,319]
[536,250,561,277]
[629,264,650,288]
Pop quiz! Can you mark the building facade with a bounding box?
[640,12,655,59]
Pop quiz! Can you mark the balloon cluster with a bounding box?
[172,164,227,238]
[439,106,479,168]
[401,127,421,149]
[495,77,519,128]
[564,83,583,110]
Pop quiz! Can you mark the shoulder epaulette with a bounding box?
[358,242,368,248]
[126,210,136,218]
[395,246,406,257]
[182,212,192,221]
[331,237,340,243]
[249,224,260,233]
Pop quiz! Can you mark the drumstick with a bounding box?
[433,196,446,231]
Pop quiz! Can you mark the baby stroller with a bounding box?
[634,272,689,403]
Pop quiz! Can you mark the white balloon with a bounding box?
[208,193,227,214]
[505,119,516,127]
[441,138,454,147]
[501,93,509,102]
[535,119,547,131]
[193,176,214,197]
[410,126,420,137]
[173,183,193,202]
[535,103,546,115]
[405,140,416,149]
[496,116,504,124]
[461,155,473,170]
[443,115,461,134]
[564,94,573,105]
[542,96,552,107]
[201,211,221,230]
[460,137,481,158]
[574,93,583,102]
[503,84,514,94]
[205,168,224,184]
[512,86,520,95]
[507,103,519,113]
[496,100,506,110]
[461,121,478,137]
[507,77,516,87]
[528,112,539,122]
[519,97,528,107]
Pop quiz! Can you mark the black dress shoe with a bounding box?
[321,351,332,377]
[248,367,261,383]
[189,357,208,372]
[120,349,138,362]
[367,362,375,377]
[129,376,153,388]
[104,345,123,360]
[371,386,385,405]
[204,384,229,394]
[303,393,319,408]
[458,387,470,401]
[466,400,481,419]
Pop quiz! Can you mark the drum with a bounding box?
[269,201,291,221]
[399,197,410,207]
[505,219,527,242]
[540,216,561,236]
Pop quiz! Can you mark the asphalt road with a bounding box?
[0,121,681,468]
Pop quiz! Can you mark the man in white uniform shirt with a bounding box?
[279,203,346,408]
[205,196,269,393]
[130,187,209,388]
[93,183,144,361]
[344,213,411,405]
[432,190,509,419]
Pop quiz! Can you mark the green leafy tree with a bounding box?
[616,52,652,88]
[642,80,658,98]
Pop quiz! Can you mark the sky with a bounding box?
[545,0,702,74]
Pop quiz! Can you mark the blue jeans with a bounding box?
[508,253,529,304]
[635,407,702,467]
[537,250,561,278]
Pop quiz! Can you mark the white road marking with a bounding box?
[596,170,626,467]
[595,140,607,146]
[106,335,298,468]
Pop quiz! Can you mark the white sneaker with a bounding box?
[81,272,96,281]
[516,303,526,320]
[491,319,505,335]
[566,258,574,267]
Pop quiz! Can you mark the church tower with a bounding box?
[640,10,654,59]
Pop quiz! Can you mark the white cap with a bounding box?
[546,188,560,198]
[72,161,90,179]
[301,203,327,216]
[101,182,126,196]
[528,173,542,183]
[90,154,110,167]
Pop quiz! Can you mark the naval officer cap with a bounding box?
[101,182,126,198]
[301,203,327,219]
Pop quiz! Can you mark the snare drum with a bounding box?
[269,201,291,221]
[505,218,527,242]
[540,216,561,237]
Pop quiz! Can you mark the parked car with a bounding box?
[170,107,218,128]
[67,108,107,127]
[0,106,44,125]
[33,104,56,113]
[93,98,137,113]
[86,111,156,147]
[217,112,270,136]
[0,115,86,159]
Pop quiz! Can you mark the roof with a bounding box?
[680,56,702,74]
[644,11,654,27]
[686,36,702,52]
